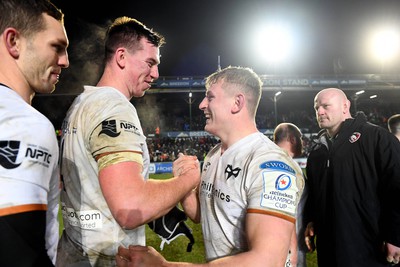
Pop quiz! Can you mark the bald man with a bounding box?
[273,123,308,267]
[304,88,400,267]
[273,123,303,158]
[388,114,400,141]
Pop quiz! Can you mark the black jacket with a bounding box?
[305,112,400,267]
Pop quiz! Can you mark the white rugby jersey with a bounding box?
[0,85,60,263]
[199,132,304,261]
[59,86,150,265]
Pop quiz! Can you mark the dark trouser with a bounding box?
[0,211,54,267]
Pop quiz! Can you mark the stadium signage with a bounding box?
[155,78,366,88]
[149,162,173,174]
[149,158,307,174]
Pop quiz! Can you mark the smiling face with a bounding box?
[125,38,160,98]
[199,79,233,137]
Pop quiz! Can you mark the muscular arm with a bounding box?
[99,155,200,229]
[288,227,298,266]
[117,213,294,267]
[228,213,293,267]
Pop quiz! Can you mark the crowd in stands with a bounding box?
[141,103,399,162]
[142,104,397,134]
[54,100,398,163]
[147,135,316,163]
[147,136,220,162]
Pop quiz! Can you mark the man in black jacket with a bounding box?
[304,88,400,267]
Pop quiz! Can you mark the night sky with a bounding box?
[52,0,400,83]
[33,0,400,129]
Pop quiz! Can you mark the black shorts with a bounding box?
[0,210,54,267]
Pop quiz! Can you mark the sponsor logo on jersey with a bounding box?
[0,140,53,169]
[259,160,297,214]
[61,203,103,229]
[275,173,292,190]
[0,140,22,169]
[119,120,139,134]
[99,120,120,137]
[224,164,241,180]
[261,171,296,213]
[99,119,141,137]
[259,160,295,175]
[200,181,230,202]
[349,132,361,143]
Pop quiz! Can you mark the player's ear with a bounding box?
[4,28,20,58]
[115,47,127,68]
[344,99,351,114]
[232,93,244,114]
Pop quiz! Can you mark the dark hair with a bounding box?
[104,16,165,63]
[0,0,64,38]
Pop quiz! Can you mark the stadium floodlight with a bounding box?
[368,26,400,72]
[273,91,282,127]
[253,22,294,70]
[189,92,193,131]
[185,92,194,131]
[355,90,365,95]
[353,90,365,113]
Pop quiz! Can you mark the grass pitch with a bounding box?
[59,173,318,265]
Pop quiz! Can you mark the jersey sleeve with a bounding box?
[89,105,146,159]
[246,153,303,223]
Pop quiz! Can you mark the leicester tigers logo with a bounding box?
[349,132,361,143]
[225,164,241,180]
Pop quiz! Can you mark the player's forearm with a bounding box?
[114,175,198,228]
[180,187,200,223]
[142,176,198,219]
